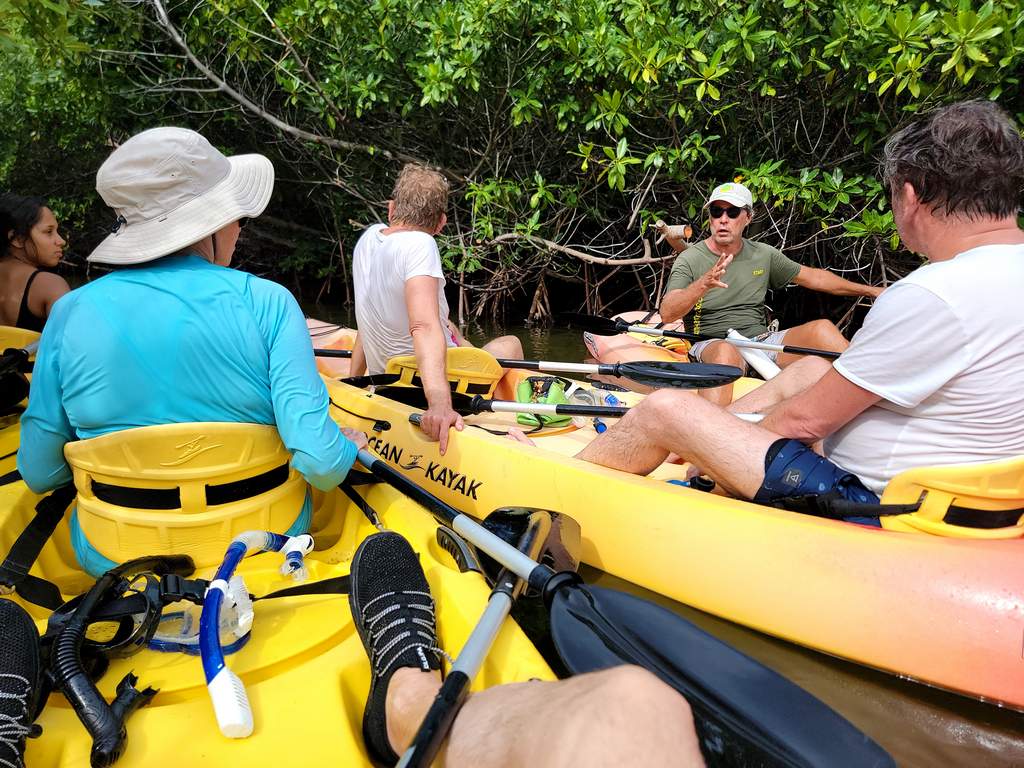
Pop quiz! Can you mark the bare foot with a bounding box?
[506,427,537,447]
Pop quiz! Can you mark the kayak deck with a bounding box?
[6,475,553,766]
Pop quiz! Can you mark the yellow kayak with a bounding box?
[0,420,552,766]
[325,372,1024,711]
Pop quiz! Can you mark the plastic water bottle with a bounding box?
[569,388,599,429]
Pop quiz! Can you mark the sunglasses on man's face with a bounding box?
[708,205,746,220]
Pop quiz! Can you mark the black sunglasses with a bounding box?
[238,217,250,230]
[708,205,746,220]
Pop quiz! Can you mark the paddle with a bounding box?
[376,385,766,424]
[355,448,894,768]
[398,511,557,768]
[562,312,842,360]
[313,348,743,390]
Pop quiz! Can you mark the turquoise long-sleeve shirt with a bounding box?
[18,253,356,495]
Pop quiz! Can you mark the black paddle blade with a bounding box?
[558,312,624,335]
[482,507,582,578]
[550,584,893,768]
[614,361,742,389]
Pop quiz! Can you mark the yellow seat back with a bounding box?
[880,456,1024,539]
[64,423,307,567]
[0,326,41,350]
[385,347,504,397]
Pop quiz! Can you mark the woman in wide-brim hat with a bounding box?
[18,126,365,576]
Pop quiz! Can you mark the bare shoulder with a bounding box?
[29,272,72,316]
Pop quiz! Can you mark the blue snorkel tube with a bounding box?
[200,531,314,738]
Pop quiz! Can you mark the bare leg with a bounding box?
[695,341,744,406]
[775,320,847,368]
[482,335,524,360]
[577,389,779,498]
[729,356,832,415]
[387,666,704,768]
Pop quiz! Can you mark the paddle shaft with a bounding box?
[396,575,518,768]
[464,394,765,423]
[316,348,661,374]
[399,513,549,767]
[620,322,840,360]
[357,449,554,588]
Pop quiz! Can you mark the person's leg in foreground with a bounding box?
[349,532,704,768]
[0,599,43,768]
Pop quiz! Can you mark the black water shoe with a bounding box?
[0,599,42,768]
[349,532,442,766]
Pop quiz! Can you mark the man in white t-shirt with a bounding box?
[577,99,1024,521]
[352,164,522,452]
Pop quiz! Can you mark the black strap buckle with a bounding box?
[158,573,208,605]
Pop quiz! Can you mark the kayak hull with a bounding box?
[325,379,1024,710]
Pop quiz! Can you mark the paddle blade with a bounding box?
[617,361,742,389]
[550,584,893,768]
[558,313,624,335]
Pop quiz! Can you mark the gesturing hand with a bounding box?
[419,404,465,455]
[701,252,733,292]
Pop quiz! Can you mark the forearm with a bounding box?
[410,321,453,410]
[16,423,73,493]
[659,283,706,323]
[350,335,367,377]
[811,270,878,297]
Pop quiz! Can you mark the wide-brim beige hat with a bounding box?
[88,127,274,265]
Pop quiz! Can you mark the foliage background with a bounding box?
[2,0,1022,328]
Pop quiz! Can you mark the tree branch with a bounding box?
[148,0,459,176]
[487,233,676,266]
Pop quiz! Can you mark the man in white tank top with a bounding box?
[579,100,1024,520]
[352,164,522,453]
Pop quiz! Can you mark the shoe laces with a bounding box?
[361,590,449,675]
[0,673,32,768]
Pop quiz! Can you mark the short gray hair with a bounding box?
[881,100,1024,219]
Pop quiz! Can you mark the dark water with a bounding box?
[305,302,1024,767]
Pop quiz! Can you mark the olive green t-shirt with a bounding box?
[665,239,802,337]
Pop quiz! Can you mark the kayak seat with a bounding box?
[64,423,309,568]
[879,455,1024,538]
[385,347,504,397]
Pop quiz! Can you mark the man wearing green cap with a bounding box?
[661,181,882,404]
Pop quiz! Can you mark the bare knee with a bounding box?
[640,389,700,431]
[578,667,701,765]
[599,666,693,720]
[702,342,744,368]
[794,319,846,349]
[485,334,524,360]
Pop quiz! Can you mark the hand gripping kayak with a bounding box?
[201,531,314,738]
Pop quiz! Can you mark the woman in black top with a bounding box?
[0,194,70,330]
